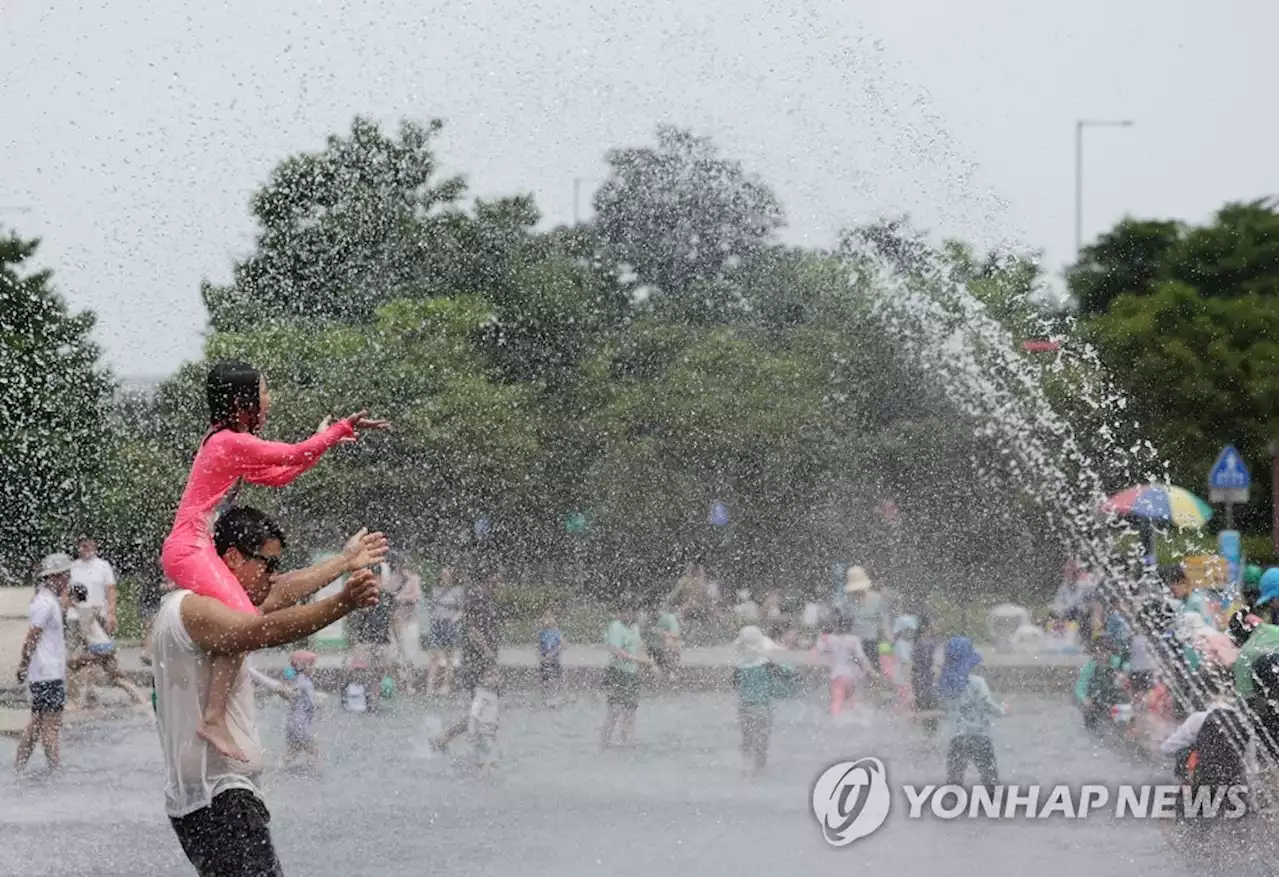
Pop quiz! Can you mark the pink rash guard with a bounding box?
[161,422,354,615]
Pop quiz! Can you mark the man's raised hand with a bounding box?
[342,528,389,572]
[339,569,381,612]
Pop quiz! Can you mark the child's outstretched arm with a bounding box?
[248,667,295,700]
[231,411,391,487]
[224,419,354,474]
[259,528,389,613]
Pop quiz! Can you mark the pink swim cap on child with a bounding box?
[290,650,318,670]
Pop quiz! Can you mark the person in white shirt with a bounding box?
[154,506,384,877]
[14,553,72,773]
[70,537,118,635]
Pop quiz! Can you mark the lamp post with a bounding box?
[1075,120,1134,258]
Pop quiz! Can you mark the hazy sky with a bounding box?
[3,0,1276,377]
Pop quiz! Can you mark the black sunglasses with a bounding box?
[244,551,281,575]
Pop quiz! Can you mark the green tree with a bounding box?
[593,126,784,320]
[1074,200,1279,534]
[1069,219,1182,317]
[1087,284,1277,513]
[203,117,466,329]
[0,229,114,570]
[1070,198,1277,316]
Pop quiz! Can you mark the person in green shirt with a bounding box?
[1234,568,1278,698]
[1075,636,1126,730]
[732,625,789,776]
[602,598,649,748]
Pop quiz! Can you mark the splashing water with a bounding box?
[843,230,1277,794]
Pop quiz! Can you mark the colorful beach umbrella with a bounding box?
[1102,484,1213,529]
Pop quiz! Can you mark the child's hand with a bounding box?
[1000,703,1010,715]
[342,410,393,437]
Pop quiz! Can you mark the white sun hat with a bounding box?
[36,552,73,579]
[844,565,872,594]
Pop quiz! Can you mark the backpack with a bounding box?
[1188,708,1248,788]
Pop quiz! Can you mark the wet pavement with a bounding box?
[0,688,1271,877]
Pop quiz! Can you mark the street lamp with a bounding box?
[1075,119,1134,258]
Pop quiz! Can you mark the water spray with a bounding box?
[843,232,1275,803]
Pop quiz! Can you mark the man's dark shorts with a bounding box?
[170,789,284,877]
[29,680,66,714]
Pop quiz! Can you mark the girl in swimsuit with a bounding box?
[163,360,388,759]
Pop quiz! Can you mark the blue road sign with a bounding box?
[1209,445,1250,492]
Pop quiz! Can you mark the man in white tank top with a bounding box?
[153,506,386,877]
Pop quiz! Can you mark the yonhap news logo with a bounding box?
[811,758,893,846]
[811,756,1250,846]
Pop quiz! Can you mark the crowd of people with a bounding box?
[725,564,1008,783]
[1059,560,1280,807]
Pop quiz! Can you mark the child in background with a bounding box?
[66,584,148,708]
[538,609,564,707]
[1075,629,1127,730]
[649,603,683,682]
[249,652,325,771]
[282,651,321,770]
[891,614,919,709]
[469,666,501,777]
[912,614,940,737]
[732,625,788,776]
[812,617,878,718]
[938,637,1006,789]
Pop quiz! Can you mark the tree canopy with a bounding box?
[1071,199,1278,534]
[7,118,1274,596]
[0,229,114,569]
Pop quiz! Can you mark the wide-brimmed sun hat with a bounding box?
[844,565,872,594]
[36,553,73,580]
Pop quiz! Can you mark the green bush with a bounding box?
[114,576,147,641]
[1242,534,1277,568]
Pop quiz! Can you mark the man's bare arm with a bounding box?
[258,529,388,613]
[183,570,379,655]
[15,626,41,681]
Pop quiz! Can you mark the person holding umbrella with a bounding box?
[1101,484,1214,560]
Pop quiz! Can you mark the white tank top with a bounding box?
[152,591,266,817]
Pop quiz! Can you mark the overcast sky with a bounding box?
[3,0,1276,378]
